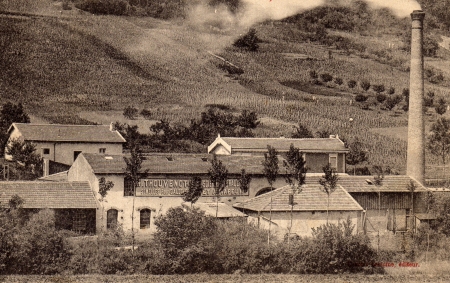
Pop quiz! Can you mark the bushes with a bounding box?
[123,106,138,120]
[0,208,70,275]
[376,93,387,103]
[320,73,333,83]
[347,80,357,89]
[355,94,368,102]
[334,77,343,85]
[233,28,260,52]
[75,0,129,16]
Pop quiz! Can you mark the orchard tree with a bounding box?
[435,98,447,116]
[123,106,138,120]
[427,117,450,167]
[346,138,368,175]
[319,163,339,224]
[292,123,314,138]
[360,80,371,92]
[208,154,228,217]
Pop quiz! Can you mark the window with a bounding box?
[124,177,134,196]
[140,209,151,229]
[329,154,338,170]
[72,210,86,232]
[139,208,150,229]
[42,148,50,155]
[74,151,82,161]
[106,209,118,229]
[99,148,106,154]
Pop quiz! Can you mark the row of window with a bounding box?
[41,148,107,160]
[106,208,151,229]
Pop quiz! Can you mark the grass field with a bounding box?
[1,1,450,175]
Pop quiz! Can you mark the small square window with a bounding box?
[99,148,106,154]
[43,148,50,155]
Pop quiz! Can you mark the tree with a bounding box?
[384,95,402,111]
[376,93,387,103]
[435,98,447,116]
[360,80,371,92]
[208,154,228,218]
[292,123,314,138]
[98,177,114,201]
[372,84,385,94]
[153,207,217,274]
[236,110,260,129]
[407,180,417,232]
[182,176,204,206]
[319,163,339,224]
[427,118,450,176]
[0,102,30,155]
[283,144,307,192]
[5,138,43,180]
[124,143,148,253]
[402,88,410,112]
[237,169,252,194]
[262,145,279,245]
[347,80,357,89]
[233,28,259,51]
[345,138,368,175]
[320,73,333,83]
[262,145,279,189]
[334,77,343,85]
[424,91,435,108]
[387,87,395,95]
[123,106,138,120]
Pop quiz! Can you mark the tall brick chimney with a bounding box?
[407,10,425,185]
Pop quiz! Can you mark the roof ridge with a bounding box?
[14,123,107,127]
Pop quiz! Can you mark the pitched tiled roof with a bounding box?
[220,137,347,153]
[0,181,97,209]
[39,171,69,182]
[10,123,126,143]
[303,175,428,193]
[182,202,247,218]
[233,184,363,212]
[82,153,286,175]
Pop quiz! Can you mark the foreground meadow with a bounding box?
[2,273,450,283]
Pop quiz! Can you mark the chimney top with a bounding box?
[411,10,425,21]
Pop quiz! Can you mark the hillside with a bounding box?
[1,0,450,177]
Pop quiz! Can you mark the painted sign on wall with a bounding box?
[136,179,248,197]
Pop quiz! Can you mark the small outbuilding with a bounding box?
[233,184,363,238]
[0,181,98,234]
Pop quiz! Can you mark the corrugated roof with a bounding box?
[183,202,247,218]
[0,181,97,209]
[10,123,126,143]
[233,184,363,212]
[221,137,347,152]
[303,175,428,193]
[82,153,284,175]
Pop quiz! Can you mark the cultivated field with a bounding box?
[1,0,450,175]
